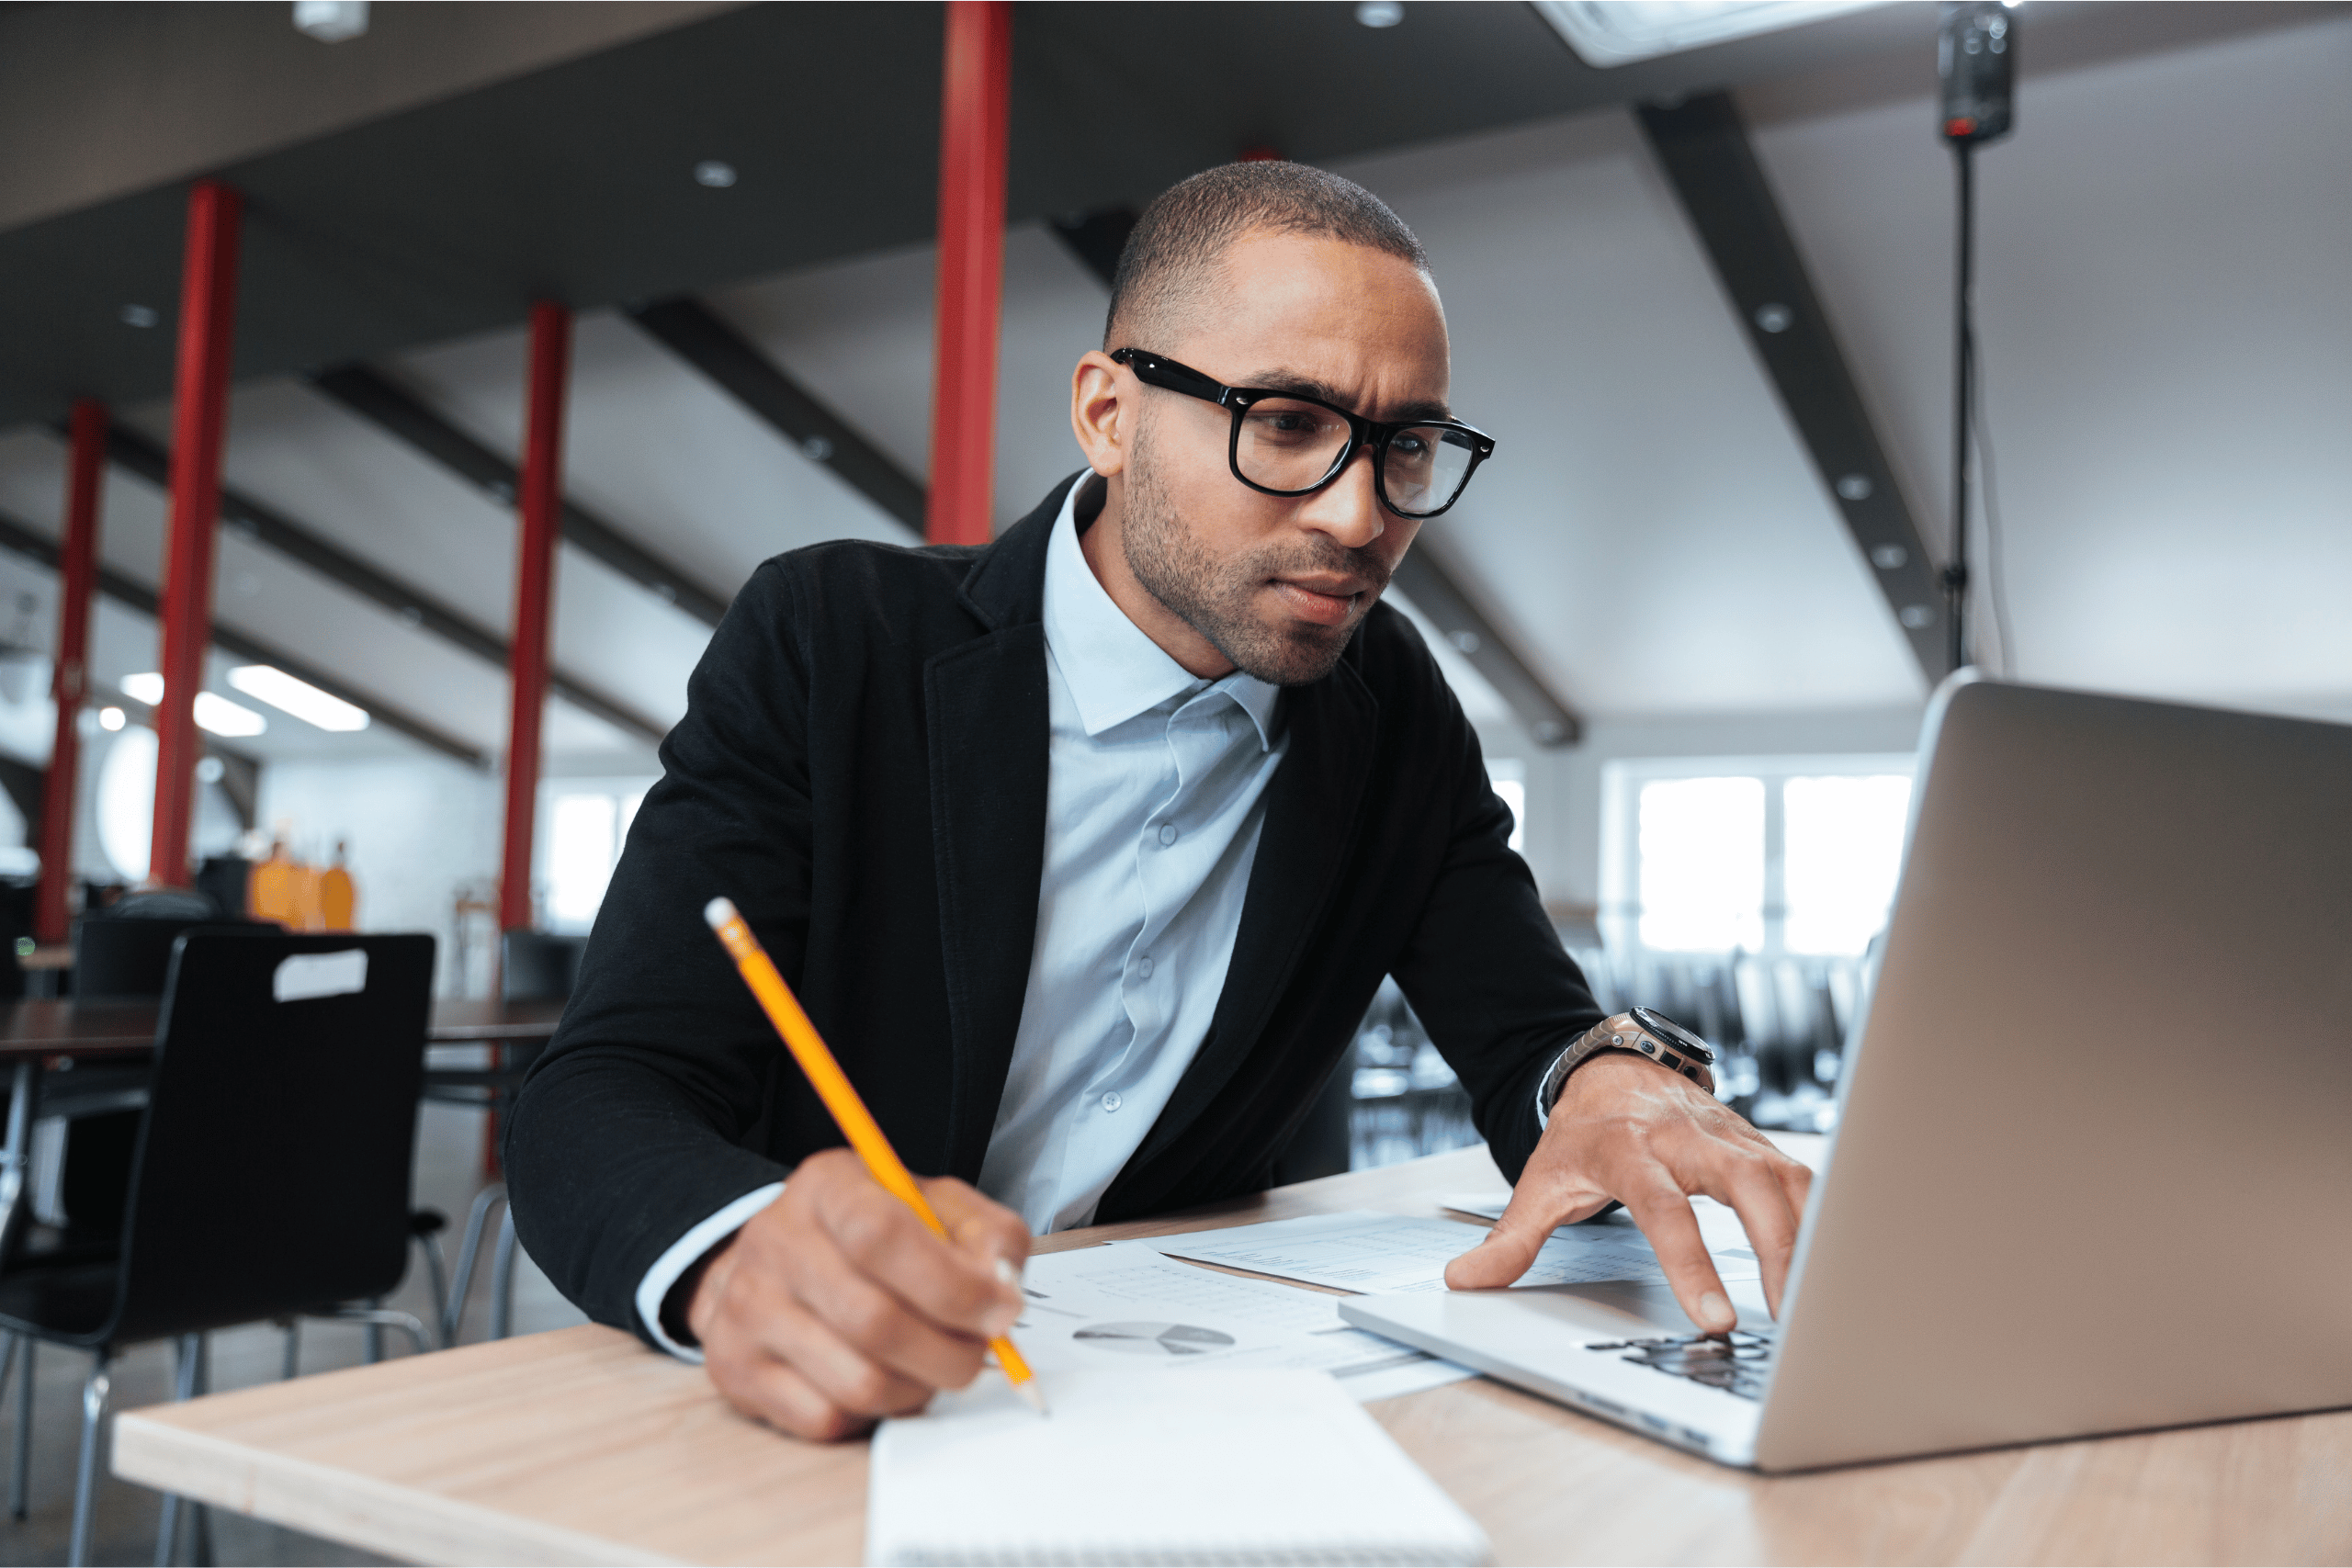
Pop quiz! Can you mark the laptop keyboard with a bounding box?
[1585,1329,1778,1401]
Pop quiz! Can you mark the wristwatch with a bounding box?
[1539,1006,1719,1115]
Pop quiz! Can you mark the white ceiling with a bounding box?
[0,3,2340,781]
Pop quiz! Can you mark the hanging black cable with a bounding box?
[1937,1,2017,673]
[1946,140,1977,672]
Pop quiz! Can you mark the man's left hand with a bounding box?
[1442,1052,1813,1332]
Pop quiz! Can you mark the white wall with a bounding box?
[254,755,501,994]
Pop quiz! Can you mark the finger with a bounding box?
[747,1289,936,1421]
[789,1237,995,1392]
[1622,1179,1736,1333]
[812,1173,1023,1338]
[922,1176,1035,1277]
[1445,1190,1573,1290]
[1699,1150,1802,1318]
[712,1346,876,1443]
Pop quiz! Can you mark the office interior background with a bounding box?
[0,1,2345,1560]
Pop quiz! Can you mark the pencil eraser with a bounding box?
[704,897,738,931]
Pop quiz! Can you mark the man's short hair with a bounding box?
[1104,162,1429,349]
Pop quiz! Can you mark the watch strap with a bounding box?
[1539,1011,1718,1116]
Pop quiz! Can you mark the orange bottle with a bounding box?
[320,840,356,932]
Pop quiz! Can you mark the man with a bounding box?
[507,161,1811,1441]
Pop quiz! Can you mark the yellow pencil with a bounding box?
[703,897,1047,1416]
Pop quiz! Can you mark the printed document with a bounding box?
[1151,1209,1763,1295]
[1013,1241,1474,1402]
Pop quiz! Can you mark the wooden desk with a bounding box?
[108,1143,2351,1566]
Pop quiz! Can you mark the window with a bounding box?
[1486,758,1527,853]
[538,780,652,932]
[1601,755,1914,956]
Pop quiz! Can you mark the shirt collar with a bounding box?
[1041,479,1284,750]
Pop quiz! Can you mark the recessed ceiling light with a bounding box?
[292,0,369,43]
[1533,0,1884,67]
[120,304,158,328]
[694,160,739,189]
[98,707,125,732]
[1356,2,1405,27]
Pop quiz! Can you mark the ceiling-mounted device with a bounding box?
[1533,0,1884,68]
[1939,2,2018,143]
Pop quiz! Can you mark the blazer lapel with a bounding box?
[922,477,1072,1179]
[1126,660,1381,1170]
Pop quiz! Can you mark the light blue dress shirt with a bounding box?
[636,480,1287,1355]
[975,483,1288,1234]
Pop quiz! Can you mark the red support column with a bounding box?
[498,302,571,934]
[35,400,107,942]
[151,179,243,888]
[924,0,1012,547]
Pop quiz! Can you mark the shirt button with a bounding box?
[1101,1091,1123,1112]
[1158,823,1178,846]
[1137,956,1155,978]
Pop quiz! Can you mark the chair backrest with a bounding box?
[74,915,211,998]
[103,929,435,1346]
[501,929,583,1002]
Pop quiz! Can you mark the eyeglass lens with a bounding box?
[1235,399,1478,515]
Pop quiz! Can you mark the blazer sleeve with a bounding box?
[1384,649,1606,1187]
[503,558,815,1342]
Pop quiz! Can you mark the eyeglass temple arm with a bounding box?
[1111,348,1232,407]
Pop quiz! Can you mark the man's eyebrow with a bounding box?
[1241,368,1453,423]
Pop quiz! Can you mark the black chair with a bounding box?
[0,929,435,1564]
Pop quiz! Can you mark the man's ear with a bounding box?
[1069,351,1129,478]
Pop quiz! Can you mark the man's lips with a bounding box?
[1268,576,1371,627]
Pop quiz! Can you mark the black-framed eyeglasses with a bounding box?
[1110,347,1496,521]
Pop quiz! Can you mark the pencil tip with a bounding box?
[703,897,737,930]
[1013,1378,1049,1417]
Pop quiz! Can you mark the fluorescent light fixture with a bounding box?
[119,672,269,738]
[229,665,371,732]
[195,693,266,738]
[1533,0,1884,67]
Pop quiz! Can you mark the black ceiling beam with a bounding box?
[95,422,667,745]
[1048,206,1584,748]
[1635,91,1952,683]
[305,364,734,627]
[1388,544,1582,747]
[623,298,927,536]
[0,504,488,768]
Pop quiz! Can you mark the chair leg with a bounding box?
[0,1332,16,1411]
[490,1207,519,1341]
[445,1182,506,1346]
[416,1232,450,1350]
[11,1335,32,1520]
[278,1317,300,1381]
[67,1352,109,1568]
[309,1306,430,1357]
[154,1335,201,1566]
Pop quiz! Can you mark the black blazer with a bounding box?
[506,475,1603,1341]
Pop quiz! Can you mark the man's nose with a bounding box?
[1295,446,1385,549]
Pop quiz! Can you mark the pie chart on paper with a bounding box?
[1071,1321,1236,1357]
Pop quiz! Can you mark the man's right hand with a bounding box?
[684,1148,1031,1441]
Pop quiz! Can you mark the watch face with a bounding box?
[1629,1006,1715,1064]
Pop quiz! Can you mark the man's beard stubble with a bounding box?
[1118,418,1392,687]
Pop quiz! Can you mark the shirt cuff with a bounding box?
[1533,1042,1578,1132]
[634,1180,786,1362]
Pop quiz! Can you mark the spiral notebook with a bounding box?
[866,1368,1488,1566]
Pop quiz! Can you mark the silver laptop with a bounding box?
[1341,674,2352,1471]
